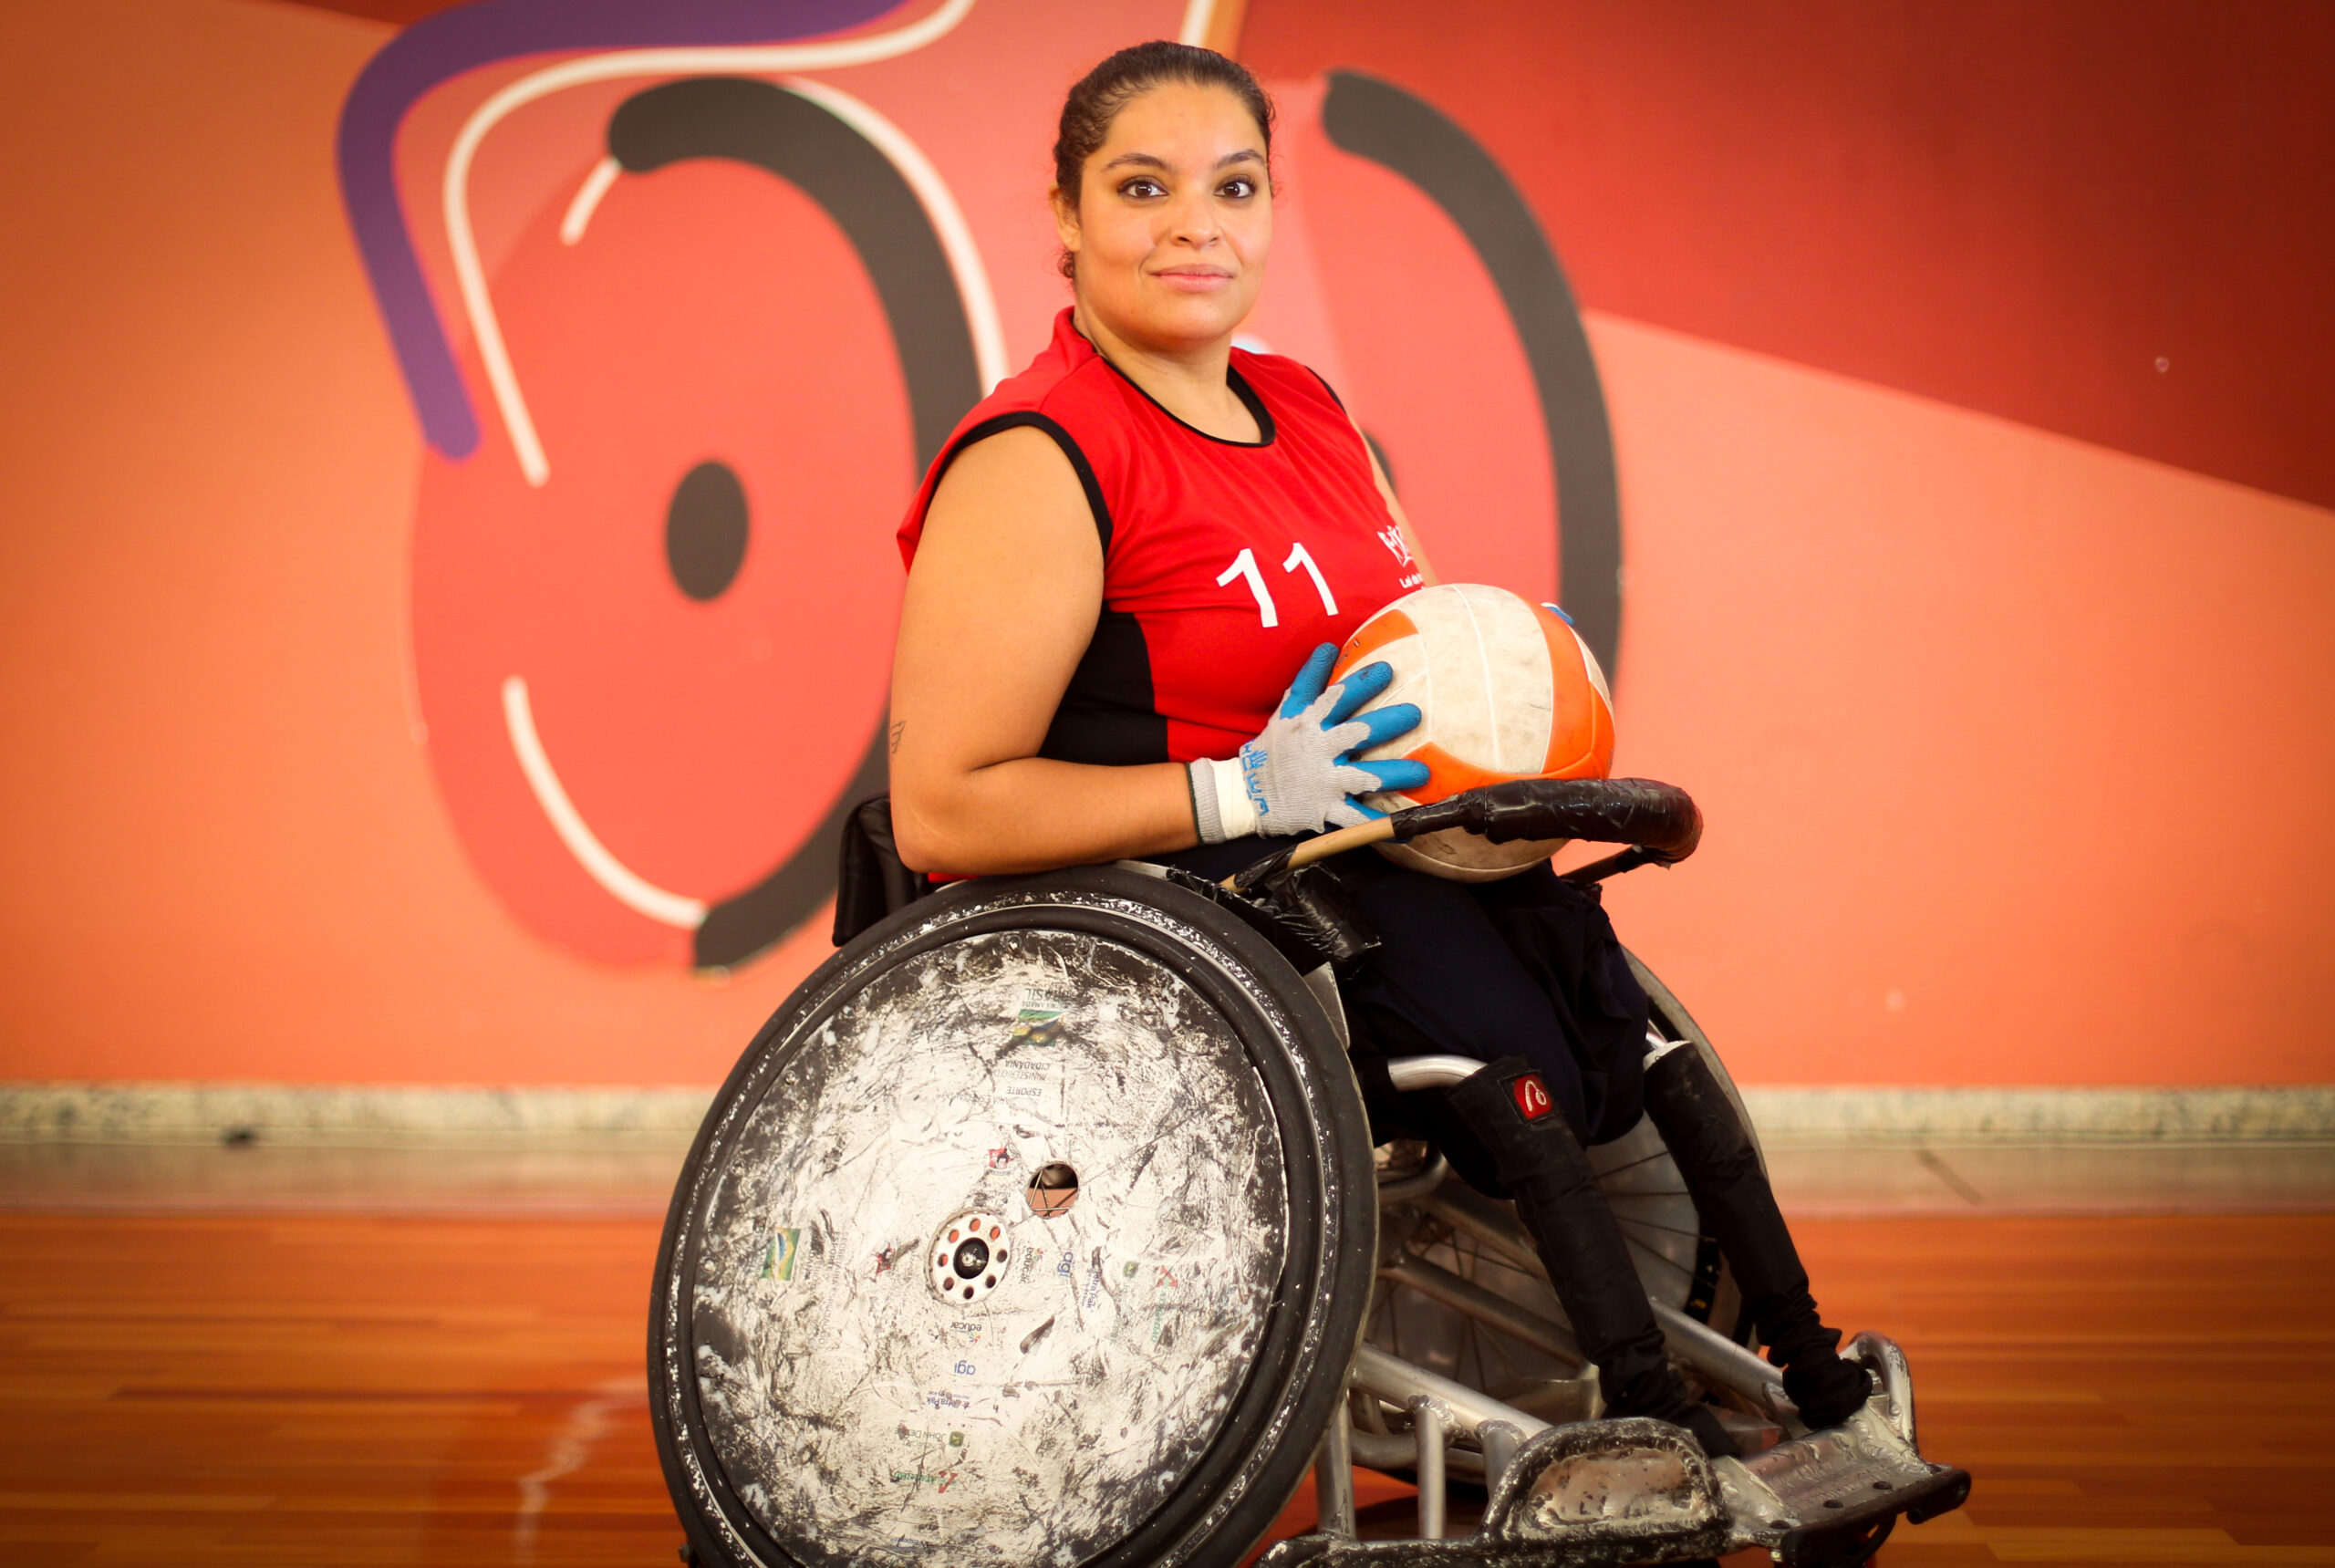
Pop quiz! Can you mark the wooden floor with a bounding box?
[2,1211,2330,1565]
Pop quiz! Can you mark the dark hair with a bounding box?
[1051,41,1276,278]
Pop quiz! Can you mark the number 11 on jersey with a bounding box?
[1218,543,1340,628]
[1282,543,1338,617]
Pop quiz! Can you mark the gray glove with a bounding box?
[1189,644,1431,842]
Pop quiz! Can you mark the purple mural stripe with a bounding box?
[335,0,900,458]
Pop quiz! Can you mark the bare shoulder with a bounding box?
[905,423,1104,631]
[924,425,1093,551]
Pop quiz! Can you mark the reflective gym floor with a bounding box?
[3,1139,2330,1565]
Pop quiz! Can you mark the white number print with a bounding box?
[1216,547,1277,628]
[1282,542,1339,617]
[1219,541,1343,628]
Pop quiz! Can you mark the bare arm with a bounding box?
[887,427,1199,875]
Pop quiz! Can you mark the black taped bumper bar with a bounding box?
[1230,777,1702,895]
[1388,777,1702,859]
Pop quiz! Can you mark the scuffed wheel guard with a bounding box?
[1264,1404,1967,1568]
[651,867,1379,1568]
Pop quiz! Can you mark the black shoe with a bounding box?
[1641,1044,1871,1430]
[1783,1344,1875,1429]
[1440,1057,1739,1460]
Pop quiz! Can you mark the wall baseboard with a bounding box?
[1739,1085,2335,1143]
[0,1082,714,1146]
[3,1081,2332,1147]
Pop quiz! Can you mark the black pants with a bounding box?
[1160,841,1652,1150]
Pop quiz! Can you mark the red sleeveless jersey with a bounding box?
[898,309,1426,765]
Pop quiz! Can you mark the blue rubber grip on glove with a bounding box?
[1190,644,1434,842]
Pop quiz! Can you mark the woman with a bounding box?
[888,41,1867,1461]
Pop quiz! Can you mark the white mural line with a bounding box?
[441,0,980,486]
[777,74,1009,391]
[558,156,621,245]
[501,675,707,929]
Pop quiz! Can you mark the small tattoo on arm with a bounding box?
[888,720,906,756]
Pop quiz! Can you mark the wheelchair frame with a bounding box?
[1274,912,1967,1566]
[655,793,1967,1568]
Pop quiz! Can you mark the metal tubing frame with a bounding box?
[1653,1298,1786,1401]
[1349,1344,1551,1444]
[1406,1397,1448,1541]
[1479,1419,1525,1499]
[1377,1254,1583,1366]
[1384,1054,1486,1092]
[1345,1426,1489,1478]
[1313,1397,1356,1537]
[1384,1100,1795,1416]
[1848,1328,1917,1449]
[1375,1151,1450,1205]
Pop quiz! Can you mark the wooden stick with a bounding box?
[1221,815,1396,888]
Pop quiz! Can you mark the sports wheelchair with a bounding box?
[651,781,1969,1568]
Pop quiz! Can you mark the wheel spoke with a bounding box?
[1610,1216,1704,1241]
[1620,1242,1696,1282]
[1593,1147,1676,1177]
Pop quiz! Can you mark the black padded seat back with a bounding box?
[831,795,932,946]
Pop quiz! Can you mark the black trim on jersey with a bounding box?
[1299,366,1395,485]
[1230,367,1276,444]
[1039,608,1168,766]
[1096,355,1278,448]
[929,411,1115,555]
[1307,367,1348,411]
[925,412,1166,765]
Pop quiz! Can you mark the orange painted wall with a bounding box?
[0,0,818,1085]
[1584,316,2333,1085]
[0,0,2326,1088]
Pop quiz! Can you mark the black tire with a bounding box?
[651,866,1378,1568]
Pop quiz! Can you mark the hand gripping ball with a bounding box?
[1332,584,1616,880]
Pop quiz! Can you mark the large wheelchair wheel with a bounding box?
[651,866,1378,1568]
[1364,949,1760,1443]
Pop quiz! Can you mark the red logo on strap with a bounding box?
[1510,1074,1554,1121]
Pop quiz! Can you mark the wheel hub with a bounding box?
[930,1210,1010,1303]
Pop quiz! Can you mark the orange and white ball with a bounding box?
[1332,583,1616,881]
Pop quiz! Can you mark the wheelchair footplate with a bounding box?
[1265,1334,1968,1568]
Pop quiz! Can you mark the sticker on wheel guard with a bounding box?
[760,1228,802,1281]
[1006,991,1070,1046]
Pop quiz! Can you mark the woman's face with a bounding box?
[1055,80,1271,355]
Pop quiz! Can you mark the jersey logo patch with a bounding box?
[1508,1073,1555,1122]
[1376,524,1414,568]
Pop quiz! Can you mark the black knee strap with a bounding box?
[1441,1056,1600,1199]
[1443,1059,1729,1452]
[1641,1047,1870,1427]
[1639,1044,1762,1194]
[1641,1046,1813,1320]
